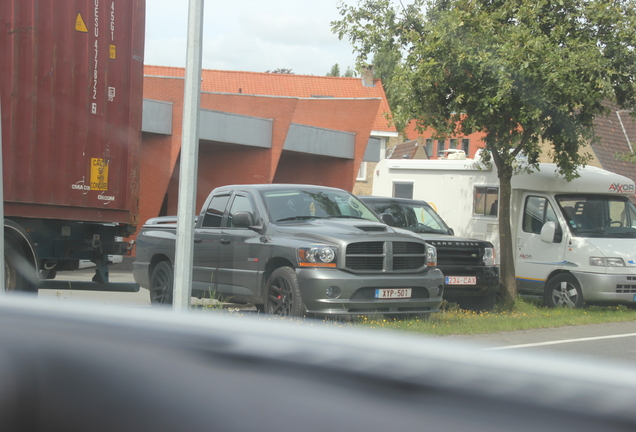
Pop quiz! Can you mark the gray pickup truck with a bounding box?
[359,196,499,311]
[133,184,444,317]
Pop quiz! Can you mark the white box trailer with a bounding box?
[372,157,636,307]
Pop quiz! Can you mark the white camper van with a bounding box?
[373,156,636,308]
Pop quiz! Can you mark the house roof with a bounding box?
[591,101,636,187]
[388,140,427,159]
[144,65,396,134]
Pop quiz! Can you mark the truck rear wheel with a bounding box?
[4,238,37,293]
[150,261,174,305]
[545,273,583,308]
[265,267,303,316]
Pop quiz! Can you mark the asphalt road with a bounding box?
[37,268,151,307]
[37,267,636,366]
[446,321,636,366]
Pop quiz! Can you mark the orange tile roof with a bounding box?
[144,65,396,133]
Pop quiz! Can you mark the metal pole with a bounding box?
[173,0,204,311]
[0,90,4,295]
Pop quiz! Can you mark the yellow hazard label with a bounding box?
[109,44,117,59]
[90,158,109,191]
[75,13,88,33]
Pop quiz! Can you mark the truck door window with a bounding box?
[474,187,498,216]
[523,196,558,235]
[227,195,255,228]
[202,195,230,228]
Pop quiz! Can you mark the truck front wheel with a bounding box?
[265,267,303,316]
[150,261,174,305]
[545,273,583,308]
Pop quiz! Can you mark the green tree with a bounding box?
[327,63,341,76]
[266,68,294,74]
[371,45,405,130]
[343,66,357,77]
[334,0,636,309]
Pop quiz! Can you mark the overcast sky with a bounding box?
[144,0,359,76]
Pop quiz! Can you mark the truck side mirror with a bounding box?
[540,221,557,243]
[380,213,396,226]
[232,211,262,231]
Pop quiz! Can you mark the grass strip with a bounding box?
[355,299,636,336]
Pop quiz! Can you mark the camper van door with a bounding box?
[515,193,568,295]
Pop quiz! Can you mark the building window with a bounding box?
[425,139,433,157]
[462,138,470,155]
[473,186,498,216]
[437,140,445,157]
[357,161,367,181]
[393,182,414,199]
[450,138,458,149]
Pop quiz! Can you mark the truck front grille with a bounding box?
[616,284,636,294]
[345,241,426,272]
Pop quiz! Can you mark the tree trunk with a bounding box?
[493,153,517,310]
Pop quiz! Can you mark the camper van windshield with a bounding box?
[556,195,636,238]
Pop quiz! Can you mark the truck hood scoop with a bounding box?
[355,225,387,232]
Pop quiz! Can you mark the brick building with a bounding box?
[400,120,487,160]
[139,66,397,229]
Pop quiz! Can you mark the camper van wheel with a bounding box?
[545,274,583,309]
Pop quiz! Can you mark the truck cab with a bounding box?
[512,170,636,307]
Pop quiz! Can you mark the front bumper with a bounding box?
[574,271,636,304]
[441,266,500,301]
[296,267,445,315]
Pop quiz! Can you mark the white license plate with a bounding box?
[445,276,477,285]
[375,288,412,299]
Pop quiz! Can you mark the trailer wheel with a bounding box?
[545,273,583,308]
[4,238,37,293]
[150,261,174,305]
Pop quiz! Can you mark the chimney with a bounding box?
[361,65,375,87]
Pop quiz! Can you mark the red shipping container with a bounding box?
[0,0,145,226]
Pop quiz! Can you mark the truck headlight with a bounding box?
[590,257,625,267]
[298,245,337,267]
[426,243,437,267]
[483,247,496,266]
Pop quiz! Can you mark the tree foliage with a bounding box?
[327,63,358,77]
[371,45,406,130]
[265,68,294,74]
[333,0,636,309]
[327,63,342,76]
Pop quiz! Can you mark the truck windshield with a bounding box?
[556,195,636,238]
[263,190,381,223]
